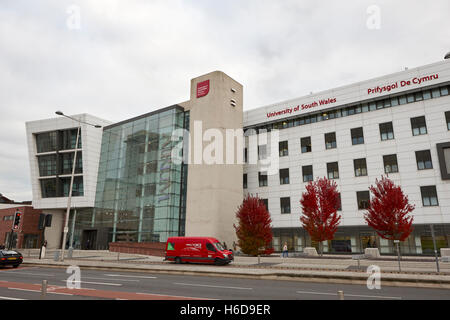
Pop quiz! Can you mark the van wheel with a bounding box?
[13,264,19,268]
[214,258,221,266]
[175,257,182,264]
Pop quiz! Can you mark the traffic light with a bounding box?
[13,211,22,230]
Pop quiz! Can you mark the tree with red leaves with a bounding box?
[364,176,415,270]
[300,178,341,256]
[234,195,274,256]
[364,176,415,241]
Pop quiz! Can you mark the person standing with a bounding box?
[40,240,47,259]
[282,242,288,258]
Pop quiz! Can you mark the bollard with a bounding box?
[117,252,120,261]
[41,280,48,300]
[338,290,344,300]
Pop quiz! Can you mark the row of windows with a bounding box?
[244,84,449,135]
[258,185,439,215]
[243,149,436,188]
[245,112,449,161]
[36,128,82,154]
[40,176,84,198]
[37,152,83,177]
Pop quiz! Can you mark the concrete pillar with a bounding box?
[183,71,243,247]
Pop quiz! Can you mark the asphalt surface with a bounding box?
[1,265,450,300]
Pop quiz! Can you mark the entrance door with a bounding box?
[82,230,97,250]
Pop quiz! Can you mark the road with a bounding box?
[0,265,450,300]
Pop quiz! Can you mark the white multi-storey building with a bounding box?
[25,114,112,248]
[244,59,450,255]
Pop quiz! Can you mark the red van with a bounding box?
[165,237,234,265]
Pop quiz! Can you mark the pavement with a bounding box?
[13,249,450,289]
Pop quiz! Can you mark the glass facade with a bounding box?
[272,225,450,255]
[72,106,187,248]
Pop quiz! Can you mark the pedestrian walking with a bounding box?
[223,242,228,250]
[282,242,288,258]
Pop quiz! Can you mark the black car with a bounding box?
[0,250,23,268]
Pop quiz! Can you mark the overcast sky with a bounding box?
[1,0,449,201]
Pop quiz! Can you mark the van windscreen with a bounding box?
[214,242,225,251]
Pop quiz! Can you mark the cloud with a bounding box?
[1,0,450,201]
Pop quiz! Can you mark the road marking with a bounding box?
[0,272,55,277]
[104,274,157,279]
[174,282,253,290]
[0,296,26,300]
[296,291,402,300]
[62,280,122,287]
[8,288,41,293]
[136,292,216,300]
[82,276,139,282]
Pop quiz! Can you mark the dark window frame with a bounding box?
[354,158,368,177]
[420,186,439,207]
[416,150,433,170]
[351,127,364,145]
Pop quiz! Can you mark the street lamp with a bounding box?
[55,111,102,261]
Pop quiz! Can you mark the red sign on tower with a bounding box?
[197,80,210,98]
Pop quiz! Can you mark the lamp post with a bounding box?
[55,111,101,261]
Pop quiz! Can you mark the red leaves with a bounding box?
[234,195,273,256]
[300,178,341,242]
[364,176,415,241]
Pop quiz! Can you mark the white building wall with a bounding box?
[25,114,112,210]
[244,60,450,230]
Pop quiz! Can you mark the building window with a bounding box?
[258,145,267,160]
[36,131,58,153]
[61,176,84,197]
[259,172,268,187]
[421,186,439,207]
[325,132,337,150]
[351,127,364,145]
[327,162,339,179]
[336,193,342,211]
[61,128,82,150]
[61,152,83,175]
[357,191,370,210]
[416,150,433,170]
[354,158,368,177]
[243,174,247,189]
[280,197,291,214]
[441,86,449,96]
[38,155,57,177]
[261,199,268,211]
[446,111,450,130]
[244,148,248,163]
[280,169,290,185]
[302,165,313,182]
[436,142,450,180]
[379,122,394,141]
[383,154,399,174]
[432,88,441,98]
[279,141,289,157]
[301,137,312,153]
[40,179,57,198]
[411,116,427,136]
